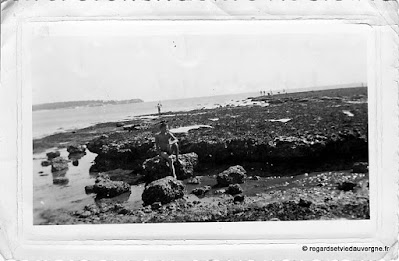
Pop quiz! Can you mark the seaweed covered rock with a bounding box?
[216,165,247,187]
[142,152,198,182]
[51,157,69,172]
[85,174,131,198]
[67,144,86,155]
[142,176,185,206]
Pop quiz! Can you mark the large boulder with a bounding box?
[51,157,69,172]
[67,144,86,155]
[216,165,247,187]
[85,174,131,198]
[141,176,185,206]
[143,152,198,182]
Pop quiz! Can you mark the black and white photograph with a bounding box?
[30,22,370,225]
[1,1,398,260]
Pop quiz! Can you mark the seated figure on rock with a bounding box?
[154,121,181,178]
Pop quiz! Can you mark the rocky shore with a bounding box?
[34,87,369,224]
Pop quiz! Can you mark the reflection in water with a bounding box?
[52,169,69,186]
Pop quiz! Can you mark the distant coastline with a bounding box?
[32,99,144,112]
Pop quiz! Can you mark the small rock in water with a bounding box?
[226,184,243,195]
[38,171,43,174]
[216,165,247,187]
[85,174,131,198]
[72,160,79,166]
[249,175,260,181]
[67,144,86,155]
[46,151,60,160]
[41,160,51,167]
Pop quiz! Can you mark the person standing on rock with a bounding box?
[157,102,162,116]
[154,121,181,179]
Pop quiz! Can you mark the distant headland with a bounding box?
[33,99,144,111]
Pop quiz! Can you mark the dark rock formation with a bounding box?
[337,181,357,191]
[72,160,79,166]
[87,133,156,172]
[46,151,60,160]
[142,153,198,182]
[216,165,247,187]
[226,184,243,195]
[352,162,368,173]
[141,176,185,206]
[85,174,131,198]
[51,157,69,172]
[67,144,86,155]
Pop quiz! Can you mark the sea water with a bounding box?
[33,92,259,139]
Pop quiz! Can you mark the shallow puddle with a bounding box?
[169,125,213,133]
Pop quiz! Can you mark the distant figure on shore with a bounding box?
[154,121,181,178]
[157,102,162,116]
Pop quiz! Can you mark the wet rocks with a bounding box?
[226,184,243,195]
[142,176,185,206]
[191,186,211,196]
[85,174,131,198]
[67,144,86,155]
[46,151,60,160]
[352,162,368,173]
[142,152,198,182]
[72,160,79,166]
[216,165,246,187]
[51,157,69,172]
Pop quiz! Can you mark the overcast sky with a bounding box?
[30,22,368,105]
